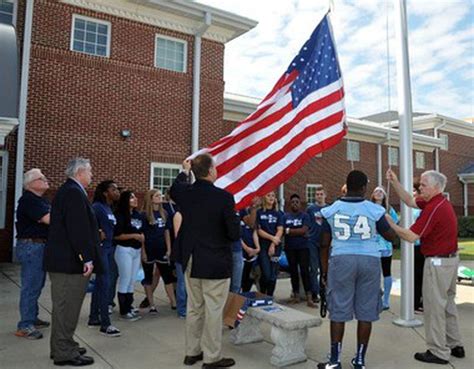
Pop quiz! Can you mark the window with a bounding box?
[346,140,360,162]
[155,35,187,73]
[306,184,322,204]
[0,0,14,24]
[388,147,398,166]
[71,15,110,57]
[150,163,181,194]
[415,152,425,169]
[0,151,8,229]
[439,133,448,151]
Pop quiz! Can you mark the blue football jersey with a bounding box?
[321,199,386,257]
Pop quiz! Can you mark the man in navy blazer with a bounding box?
[44,158,101,367]
[171,154,240,369]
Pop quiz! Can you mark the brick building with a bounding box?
[0,0,472,262]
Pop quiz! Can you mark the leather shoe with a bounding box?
[202,357,236,368]
[54,355,94,366]
[183,352,203,365]
[414,351,448,365]
[50,347,87,359]
[451,346,465,358]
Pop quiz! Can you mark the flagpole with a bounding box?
[392,0,422,328]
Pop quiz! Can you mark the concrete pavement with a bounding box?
[0,261,472,369]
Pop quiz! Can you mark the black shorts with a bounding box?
[142,261,176,285]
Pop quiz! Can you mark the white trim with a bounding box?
[70,14,111,58]
[0,151,8,229]
[415,151,425,169]
[388,147,399,166]
[306,183,322,204]
[154,34,187,73]
[346,140,360,162]
[149,162,181,191]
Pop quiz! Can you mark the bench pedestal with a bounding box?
[229,315,264,345]
[270,326,308,367]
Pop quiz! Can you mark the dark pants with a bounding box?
[241,260,256,292]
[414,246,425,309]
[89,247,113,328]
[49,272,89,361]
[108,246,118,306]
[309,244,321,295]
[286,248,311,293]
[381,256,392,277]
[258,242,279,296]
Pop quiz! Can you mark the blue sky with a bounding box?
[198,0,473,120]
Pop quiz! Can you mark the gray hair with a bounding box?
[421,170,447,192]
[23,168,42,189]
[65,157,91,178]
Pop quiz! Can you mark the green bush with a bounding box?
[458,216,474,238]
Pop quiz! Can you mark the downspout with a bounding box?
[191,12,211,154]
[433,118,447,172]
[13,0,35,256]
[459,177,468,216]
[377,143,383,187]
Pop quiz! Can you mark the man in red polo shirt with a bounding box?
[385,169,465,365]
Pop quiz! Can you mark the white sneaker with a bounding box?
[100,325,121,337]
[131,306,139,314]
[119,313,141,322]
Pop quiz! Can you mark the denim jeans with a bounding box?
[258,242,279,296]
[114,246,141,293]
[15,240,46,330]
[230,250,244,293]
[175,262,187,317]
[89,247,113,328]
[309,244,321,295]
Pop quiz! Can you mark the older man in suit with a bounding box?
[44,158,101,367]
[171,154,240,369]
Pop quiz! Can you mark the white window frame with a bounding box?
[150,162,182,193]
[0,151,8,229]
[439,133,449,151]
[306,183,322,204]
[388,147,399,166]
[415,151,425,169]
[346,140,360,162]
[154,34,187,73]
[70,14,111,58]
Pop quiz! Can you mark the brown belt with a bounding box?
[427,253,457,258]
[17,238,47,244]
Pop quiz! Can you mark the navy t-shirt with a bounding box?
[114,210,143,249]
[231,211,243,252]
[16,190,50,239]
[239,208,256,260]
[307,203,327,246]
[92,202,116,248]
[142,211,171,262]
[256,208,284,250]
[283,211,311,250]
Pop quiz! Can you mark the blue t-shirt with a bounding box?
[240,208,257,260]
[377,207,398,257]
[307,203,327,246]
[142,210,171,262]
[283,211,311,250]
[321,198,390,258]
[92,202,116,248]
[114,210,143,249]
[16,190,51,239]
[256,209,284,236]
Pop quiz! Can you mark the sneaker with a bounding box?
[139,297,150,309]
[317,362,341,369]
[178,314,186,319]
[15,327,43,340]
[34,319,50,329]
[131,306,140,314]
[149,306,158,315]
[351,358,366,369]
[100,325,121,337]
[87,320,101,328]
[119,312,141,322]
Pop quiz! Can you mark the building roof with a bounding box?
[360,110,429,123]
[61,0,258,43]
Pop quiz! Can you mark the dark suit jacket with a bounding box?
[44,178,102,274]
[170,172,240,279]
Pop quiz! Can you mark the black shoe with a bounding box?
[54,355,94,366]
[87,320,101,328]
[414,351,448,365]
[34,318,50,329]
[451,346,465,358]
[139,297,150,309]
[50,347,86,359]
[184,352,203,365]
[202,358,235,368]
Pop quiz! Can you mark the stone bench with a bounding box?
[230,303,322,367]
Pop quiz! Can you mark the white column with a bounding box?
[377,144,383,187]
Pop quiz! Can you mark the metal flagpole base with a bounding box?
[392,318,423,327]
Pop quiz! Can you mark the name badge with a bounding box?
[431,258,442,266]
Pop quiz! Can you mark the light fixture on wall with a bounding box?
[120,129,131,140]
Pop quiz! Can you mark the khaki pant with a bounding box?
[49,272,89,361]
[423,256,463,360]
[184,258,230,363]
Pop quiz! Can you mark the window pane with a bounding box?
[74,29,85,40]
[96,46,106,56]
[85,31,95,43]
[155,37,186,72]
[73,40,84,51]
[86,21,97,32]
[85,42,95,54]
[98,24,108,35]
[73,17,109,57]
[75,18,85,30]
[97,34,107,45]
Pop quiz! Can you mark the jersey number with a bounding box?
[334,214,371,240]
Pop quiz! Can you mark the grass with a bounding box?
[392,238,474,261]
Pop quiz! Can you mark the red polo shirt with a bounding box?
[410,193,458,256]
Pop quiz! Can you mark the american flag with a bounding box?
[200,14,346,209]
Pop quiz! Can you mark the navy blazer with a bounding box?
[44,178,102,274]
[170,172,240,279]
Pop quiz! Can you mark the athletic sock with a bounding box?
[330,341,342,363]
[354,343,368,365]
[383,276,392,307]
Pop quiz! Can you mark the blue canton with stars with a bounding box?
[287,14,342,108]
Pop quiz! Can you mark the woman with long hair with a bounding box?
[370,186,399,310]
[256,191,284,296]
[141,189,176,313]
[114,191,143,321]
